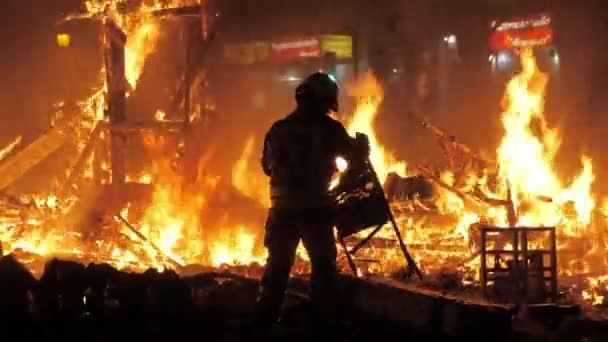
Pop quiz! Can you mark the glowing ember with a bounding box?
[584,275,608,306]
[210,227,265,267]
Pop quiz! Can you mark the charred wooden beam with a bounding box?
[413,113,495,167]
[415,164,525,227]
[384,173,433,201]
[60,123,104,197]
[115,214,184,270]
[150,5,202,18]
[104,19,127,191]
[0,125,71,191]
[416,165,485,212]
[167,21,206,120]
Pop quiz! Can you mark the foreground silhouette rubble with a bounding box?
[0,254,607,341]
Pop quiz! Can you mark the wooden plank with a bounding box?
[104,19,127,189]
[0,136,22,162]
[0,126,70,191]
[150,5,202,17]
[60,123,104,196]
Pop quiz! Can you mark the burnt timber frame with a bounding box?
[103,19,128,196]
[59,6,216,198]
[480,226,558,303]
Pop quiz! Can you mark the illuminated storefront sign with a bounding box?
[223,34,353,64]
[269,37,321,61]
[493,13,551,32]
[489,13,553,51]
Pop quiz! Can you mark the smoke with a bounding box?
[0,1,100,192]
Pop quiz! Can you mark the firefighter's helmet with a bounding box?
[295,72,339,113]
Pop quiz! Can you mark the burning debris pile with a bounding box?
[385,49,605,310]
[295,49,606,310]
[0,0,269,276]
[0,0,607,320]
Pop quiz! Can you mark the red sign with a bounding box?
[489,14,553,51]
[269,37,321,61]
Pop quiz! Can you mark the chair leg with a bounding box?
[339,237,358,276]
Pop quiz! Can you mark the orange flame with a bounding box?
[232,136,271,208]
[496,49,595,229]
[345,72,407,183]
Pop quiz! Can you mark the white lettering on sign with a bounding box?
[497,15,551,32]
[510,37,551,47]
[271,38,319,51]
[299,50,320,57]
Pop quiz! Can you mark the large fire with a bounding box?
[496,49,595,230]
[0,0,607,309]
[1,0,267,275]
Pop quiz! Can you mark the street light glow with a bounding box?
[444,34,457,44]
[56,33,71,48]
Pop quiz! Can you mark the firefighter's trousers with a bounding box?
[254,207,338,332]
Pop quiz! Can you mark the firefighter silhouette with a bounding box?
[254,72,369,335]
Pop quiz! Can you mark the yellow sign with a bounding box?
[224,41,269,64]
[320,35,353,59]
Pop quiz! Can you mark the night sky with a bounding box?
[2,0,607,144]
